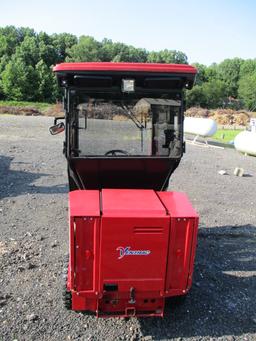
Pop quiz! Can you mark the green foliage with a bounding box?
[0,26,189,102]
[51,33,77,62]
[15,36,39,66]
[110,44,148,63]
[204,63,218,82]
[0,35,7,57]
[202,80,227,108]
[186,80,227,109]
[238,59,256,110]
[216,58,242,97]
[147,49,187,64]
[186,85,206,107]
[0,27,76,102]
[66,38,150,63]
[1,57,38,100]
[239,59,256,78]
[238,72,256,110]
[192,63,207,85]
[188,59,256,109]
[66,38,187,64]
[36,60,58,102]
[66,36,101,62]
[110,42,147,62]
[0,25,255,108]
[0,26,22,56]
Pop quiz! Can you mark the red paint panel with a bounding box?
[69,216,75,290]
[165,217,197,291]
[69,190,100,217]
[98,297,164,317]
[54,62,197,74]
[74,217,99,291]
[157,191,199,218]
[68,189,199,316]
[72,294,98,312]
[158,191,199,293]
[186,217,199,289]
[99,216,170,292]
[102,189,167,217]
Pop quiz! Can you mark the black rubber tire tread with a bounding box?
[62,255,72,310]
[167,294,187,306]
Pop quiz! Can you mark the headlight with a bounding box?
[122,79,135,93]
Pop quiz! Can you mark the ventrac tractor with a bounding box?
[50,62,198,317]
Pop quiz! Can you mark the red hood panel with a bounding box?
[102,189,167,217]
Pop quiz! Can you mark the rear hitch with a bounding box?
[125,307,136,316]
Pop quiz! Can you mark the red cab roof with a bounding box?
[53,62,197,74]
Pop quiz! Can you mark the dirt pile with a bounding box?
[41,103,63,117]
[0,106,42,116]
[0,103,64,117]
[185,107,251,126]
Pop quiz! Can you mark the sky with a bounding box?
[1,0,256,65]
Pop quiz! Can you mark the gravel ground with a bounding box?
[0,115,256,341]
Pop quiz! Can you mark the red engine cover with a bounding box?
[100,189,170,290]
[68,189,198,317]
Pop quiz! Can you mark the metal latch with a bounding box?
[128,287,136,304]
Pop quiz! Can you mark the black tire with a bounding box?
[167,294,187,306]
[62,255,72,310]
[62,289,72,310]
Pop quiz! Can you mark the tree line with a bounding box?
[188,60,256,110]
[0,26,255,110]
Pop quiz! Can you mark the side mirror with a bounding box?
[49,122,65,135]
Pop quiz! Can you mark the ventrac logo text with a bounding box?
[116,246,151,260]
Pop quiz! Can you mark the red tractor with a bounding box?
[50,62,198,317]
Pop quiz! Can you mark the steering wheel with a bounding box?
[104,149,129,156]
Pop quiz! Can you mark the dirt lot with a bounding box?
[0,115,256,341]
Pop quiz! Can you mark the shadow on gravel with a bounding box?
[139,224,256,339]
[0,155,68,199]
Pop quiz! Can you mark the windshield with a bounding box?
[76,97,182,157]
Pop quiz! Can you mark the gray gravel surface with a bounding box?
[0,115,256,341]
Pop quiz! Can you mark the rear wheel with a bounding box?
[63,288,72,310]
[167,294,187,306]
[62,255,72,310]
